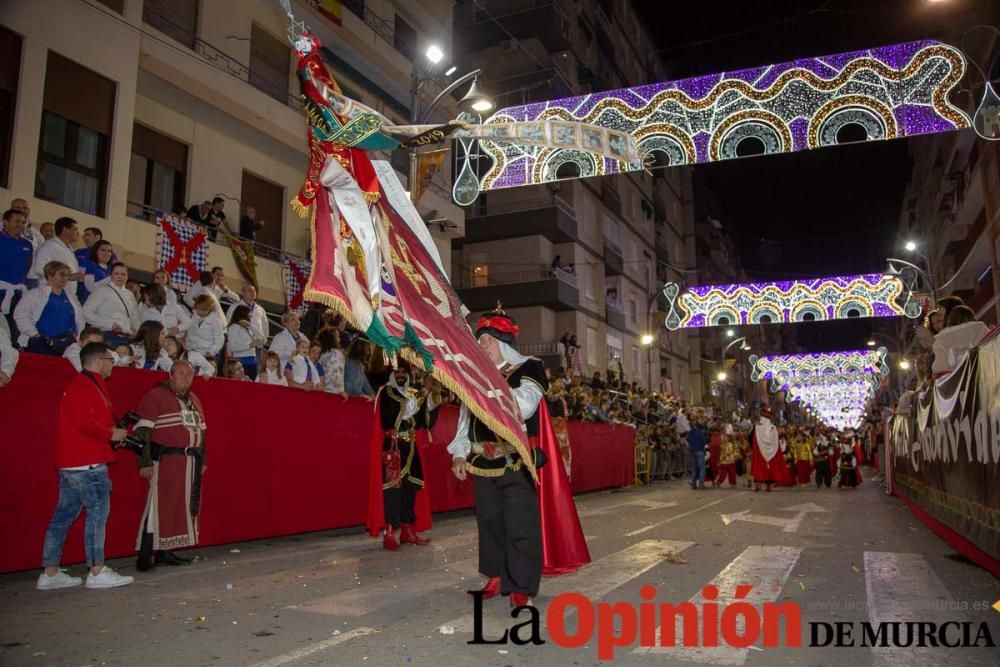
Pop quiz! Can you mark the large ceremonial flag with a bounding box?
[155,214,209,293]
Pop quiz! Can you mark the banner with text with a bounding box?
[889,334,1000,559]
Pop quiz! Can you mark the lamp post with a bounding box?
[407,46,493,202]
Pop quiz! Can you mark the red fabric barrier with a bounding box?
[0,354,634,573]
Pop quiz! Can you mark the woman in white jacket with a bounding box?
[152,269,180,307]
[82,262,139,347]
[13,261,84,354]
[185,294,225,359]
[226,304,265,380]
[157,335,215,378]
[139,284,191,338]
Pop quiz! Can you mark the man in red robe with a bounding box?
[751,408,791,492]
[134,361,207,571]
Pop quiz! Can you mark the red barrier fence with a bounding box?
[0,354,634,573]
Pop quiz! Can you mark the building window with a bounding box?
[240,170,285,254]
[581,263,593,298]
[394,15,416,60]
[587,326,597,366]
[35,52,115,217]
[250,24,291,103]
[344,0,365,19]
[0,25,21,190]
[632,346,640,373]
[127,124,188,218]
[629,299,637,323]
[473,265,489,287]
[143,0,199,49]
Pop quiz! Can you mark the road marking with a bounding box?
[864,552,963,667]
[443,539,695,634]
[635,545,801,664]
[292,559,479,616]
[720,502,829,533]
[626,493,749,537]
[248,627,377,667]
[579,499,679,518]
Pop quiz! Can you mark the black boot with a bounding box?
[136,530,155,572]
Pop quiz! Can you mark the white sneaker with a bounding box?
[85,566,134,589]
[37,569,83,590]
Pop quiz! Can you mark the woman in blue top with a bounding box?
[343,337,375,399]
[79,240,114,304]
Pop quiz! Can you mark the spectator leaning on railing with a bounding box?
[14,261,83,355]
[226,285,267,366]
[226,304,265,380]
[83,262,139,347]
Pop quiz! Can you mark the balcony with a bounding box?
[606,300,626,331]
[453,1,573,57]
[601,182,621,218]
[454,266,579,311]
[604,238,623,276]
[461,191,577,245]
[517,341,564,369]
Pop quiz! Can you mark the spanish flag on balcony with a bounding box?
[311,0,343,26]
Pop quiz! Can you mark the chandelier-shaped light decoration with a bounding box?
[662,274,920,331]
[476,40,968,190]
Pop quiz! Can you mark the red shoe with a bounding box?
[382,524,400,551]
[399,523,431,545]
[510,592,532,608]
[467,576,501,600]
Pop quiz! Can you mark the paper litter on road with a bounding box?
[439,625,455,635]
[660,552,688,564]
[229,548,241,553]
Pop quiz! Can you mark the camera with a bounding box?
[112,411,145,454]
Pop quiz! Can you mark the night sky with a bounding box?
[636,0,986,351]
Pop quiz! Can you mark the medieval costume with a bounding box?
[447,308,589,607]
[812,433,835,489]
[750,410,792,492]
[838,443,859,489]
[133,382,207,570]
[793,434,813,486]
[366,363,439,550]
[546,381,572,479]
[714,427,740,487]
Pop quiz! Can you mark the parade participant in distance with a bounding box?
[750,408,792,492]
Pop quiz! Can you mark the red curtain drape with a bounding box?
[0,354,635,573]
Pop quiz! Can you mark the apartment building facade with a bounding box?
[0,0,464,308]
[450,0,701,400]
[896,5,1000,325]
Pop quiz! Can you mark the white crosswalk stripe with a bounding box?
[634,545,802,664]
[442,539,696,634]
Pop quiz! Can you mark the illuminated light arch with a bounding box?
[635,124,698,165]
[663,274,918,331]
[479,40,969,191]
[707,305,742,327]
[538,149,600,182]
[750,348,888,385]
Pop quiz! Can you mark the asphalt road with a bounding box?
[2,468,999,667]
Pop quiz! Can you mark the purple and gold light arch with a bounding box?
[750,348,889,388]
[663,273,920,331]
[476,40,968,190]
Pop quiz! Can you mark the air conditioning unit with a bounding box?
[501,38,519,52]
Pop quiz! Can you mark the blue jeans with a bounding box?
[41,467,112,567]
[690,450,706,487]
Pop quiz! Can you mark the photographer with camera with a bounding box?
[37,342,134,590]
[133,361,207,572]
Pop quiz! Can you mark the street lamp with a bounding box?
[425,44,444,64]
[867,339,876,347]
[640,334,654,345]
[725,329,735,338]
[904,240,918,252]
[717,371,728,382]
[899,359,911,371]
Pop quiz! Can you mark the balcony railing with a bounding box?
[517,341,562,357]
[455,265,577,289]
[127,202,307,265]
[468,192,574,218]
[143,8,301,110]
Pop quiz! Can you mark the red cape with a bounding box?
[750,430,793,484]
[537,401,591,575]
[853,443,864,484]
[366,399,432,537]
